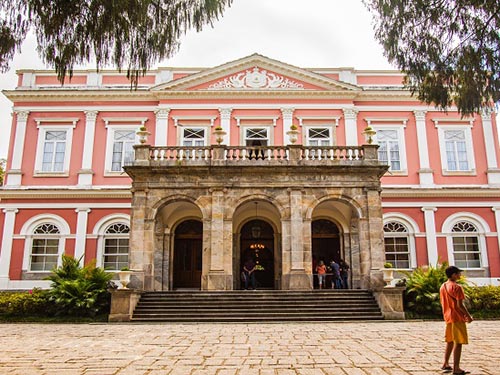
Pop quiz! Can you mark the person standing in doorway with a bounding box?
[339,259,350,289]
[439,266,473,375]
[243,257,256,290]
[316,260,327,289]
[330,260,342,289]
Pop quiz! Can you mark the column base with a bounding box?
[205,271,231,290]
[282,270,312,290]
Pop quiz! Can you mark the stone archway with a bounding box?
[172,219,203,289]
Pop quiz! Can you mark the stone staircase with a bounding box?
[131,290,384,322]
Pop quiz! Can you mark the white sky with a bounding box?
[0,0,394,159]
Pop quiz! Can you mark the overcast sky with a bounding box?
[0,0,394,159]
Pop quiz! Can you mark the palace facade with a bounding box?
[1,54,499,292]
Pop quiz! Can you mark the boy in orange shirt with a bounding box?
[439,266,473,375]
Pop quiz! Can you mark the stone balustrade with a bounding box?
[131,144,380,166]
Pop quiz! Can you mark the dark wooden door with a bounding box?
[173,238,202,289]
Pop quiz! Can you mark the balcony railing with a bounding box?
[131,144,380,166]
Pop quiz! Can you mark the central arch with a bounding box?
[240,219,275,289]
[173,219,203,289]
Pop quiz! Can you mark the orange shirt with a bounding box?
[440,280,466,323]
[316,265,327,275]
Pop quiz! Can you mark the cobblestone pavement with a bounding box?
[0,320,498,375]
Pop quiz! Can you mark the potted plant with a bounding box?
[382,262,394,287]
[117,267,132,289]
[286,124,299,144]
[213,126,227,145]
[136,125,150,144]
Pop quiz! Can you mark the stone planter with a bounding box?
[213,128,227,145]
[136,129,150,144]
[286,129,299,144]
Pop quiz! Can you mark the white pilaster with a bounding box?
[422,207,438,265]
[290,190,304,270]
[6,111,29,186]
[0,208,19,288]
[74,208,91,265]
[281,107,295,144]
[78,111,98,186]
[343,108,358,146]
[218,108,232,145]
[155,109,170,146]
[414,110,434,186]
[492,207,500,261]
[481,109,500,185]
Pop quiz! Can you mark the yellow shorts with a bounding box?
[445,322,468,345]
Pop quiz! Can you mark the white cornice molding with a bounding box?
[102,117,148,125]
[0,189,132,200]
[381,188,500,199]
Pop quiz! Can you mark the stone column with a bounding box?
[343,108,358,146]
[218,108,232,145]
[0,208,19,288]
[6,111,29,186]
[74,208,91,264]
[207,189,228,290]
[129,190,147,290]
[365,188,386,290]
[281,107,295,144]
[155,108,170,146]
[481,109,500,185]
[286,189,310,289]
[422,206,438,265]
[78,111,98,186]
[414,110,434,186]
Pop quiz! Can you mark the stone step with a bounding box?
[131,290,384,322]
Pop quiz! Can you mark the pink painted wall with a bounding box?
[35,75,87,85]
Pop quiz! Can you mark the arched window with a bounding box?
[30,223,60,271]
[383,221,411,269]
[451,221,481,269]
[103,223,130,270]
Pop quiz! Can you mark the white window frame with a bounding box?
[442,213,489,270]
[435,120,476,175]
[93,214,131,269]
[20,214,70,273]
[304,125,334,146]
[34,121,77,176]
[383,214,418,269]
[242,126,271,146]
[104,124,139,175]
[177,125,209,146]
[372,123,408,174]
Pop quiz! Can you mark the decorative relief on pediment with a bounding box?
[207,67,304,90]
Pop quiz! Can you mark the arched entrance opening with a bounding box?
[312,219,341,288]
[173,219,202,289]
[240,219,275,289]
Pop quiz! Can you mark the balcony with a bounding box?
[130,144,383,168]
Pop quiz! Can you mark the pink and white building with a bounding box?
[1,54,499,291]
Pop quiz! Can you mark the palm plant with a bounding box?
[46,255,113,317]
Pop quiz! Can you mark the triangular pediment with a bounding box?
[151,54,360,93]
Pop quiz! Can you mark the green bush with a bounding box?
[465,285,500,312]
[46,255,113,317]
[402,262,464,315]
[0,289,51,316]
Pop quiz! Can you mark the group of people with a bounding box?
[315,259,349,289]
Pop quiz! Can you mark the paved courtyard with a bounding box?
[0,320,498,375]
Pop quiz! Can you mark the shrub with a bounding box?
[46,255,113,317]
[0,289,51,316]
[465,285,500,312]
[402,263,453,315]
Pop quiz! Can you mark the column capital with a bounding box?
[481,107,495,121]
[14,110,29,122]
[155,108,170,119]
[280,107,295,117]
[413,110,427,121]
[218,107,233,119]
[2,208,19,214]
[421,206,437,212]
[343,108,358,119]
[492,207,500,212]
[75,208,91,214]
[84,110,98,121]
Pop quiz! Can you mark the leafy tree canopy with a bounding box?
[0,0,232,85]
[365,0,500,116]
[0,159,6,186]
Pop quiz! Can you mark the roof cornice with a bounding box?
[0,188,132,200]
[382,187,500,199]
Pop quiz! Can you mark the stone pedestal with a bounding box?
[206,271,232,290]
[373,286,406,320]
[108,289,142,322]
